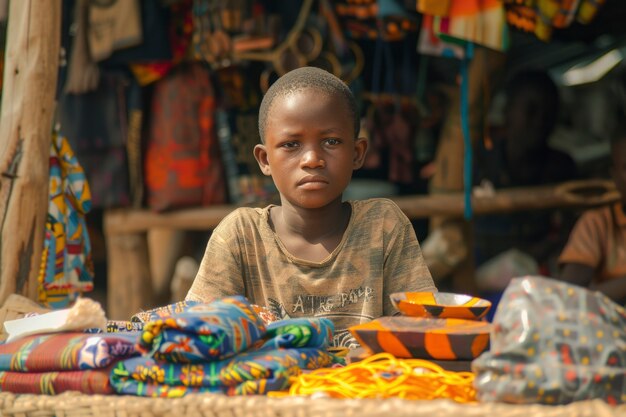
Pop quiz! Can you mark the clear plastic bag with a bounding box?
[472,276,626,405]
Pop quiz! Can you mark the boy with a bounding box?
[558,131,626,304]
[186,67,435,347]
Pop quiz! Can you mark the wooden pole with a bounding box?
[0,1,61,305]
[106,232,154,320]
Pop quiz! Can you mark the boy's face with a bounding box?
[612,139,626,204]
[254,88,367,209]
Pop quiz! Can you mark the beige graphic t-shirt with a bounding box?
[186,198,436,347]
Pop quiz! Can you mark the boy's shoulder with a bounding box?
[216,205,271,230]
[350,198,407,221]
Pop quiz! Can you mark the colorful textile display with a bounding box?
[418,14,465,58]
[473,276,626,405]
[106,321,145,334]
[38,132,94,308]
[110,347,336,397]
[504,0,607,41]
[261,318,335,350]
[131,300,201,324]
[137,296,267,362]
[0,366,115,395]
[112,297,338,397]
[144,62,227,211]
[130,300,278,328]
[0,333,138,372]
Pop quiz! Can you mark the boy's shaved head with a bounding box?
[258,67,359,142]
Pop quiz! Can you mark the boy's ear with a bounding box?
[352,136,369,170]
[253,144,272,176]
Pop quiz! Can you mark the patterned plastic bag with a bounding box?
[473,276,626,405]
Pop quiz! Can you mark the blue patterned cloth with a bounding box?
[110,346,336,397]
[260,318,335,350]
[38,132,94,308]
[137,296,267,362]
[111,296,339,397]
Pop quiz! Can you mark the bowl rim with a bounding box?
[389,291,492,308]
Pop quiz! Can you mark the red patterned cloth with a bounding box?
[0,333,137,372]
[0,366,114,395]
[144,63,227,211]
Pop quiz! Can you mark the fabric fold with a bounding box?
[110,347,336,397]
[0,333,138,372]
[137,296,267,363]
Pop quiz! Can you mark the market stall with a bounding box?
[0,0,625,416]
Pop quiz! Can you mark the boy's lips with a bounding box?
[297,175,329,187]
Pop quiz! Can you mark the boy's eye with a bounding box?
[280,141,300,149]
[324,138,341,146]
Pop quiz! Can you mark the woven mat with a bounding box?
[0,392,623,417]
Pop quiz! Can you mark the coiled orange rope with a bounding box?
[278,352,476,402]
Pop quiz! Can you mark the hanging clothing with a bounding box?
[38,133,94,308]
[432,0,510,51]
[144,63,227,211]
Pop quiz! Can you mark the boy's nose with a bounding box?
[301,149,326,168]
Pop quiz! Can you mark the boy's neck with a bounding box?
[270,199,351,261]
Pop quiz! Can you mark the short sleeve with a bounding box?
[382,209,436,315]
[558,210,605,269]
[185,220,245,303]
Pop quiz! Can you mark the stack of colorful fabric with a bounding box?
[110,296,339,397]
[0,332,138,394]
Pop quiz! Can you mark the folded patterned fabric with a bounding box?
[106,320,144,333]
[132,300,278,326]
[260,318,335,350]
[131,300,201,324]
[0,365,115,395]
[138,296,267,363]
[110,347,337,397]
[0,333,138,372]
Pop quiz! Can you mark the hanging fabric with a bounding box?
[38,132,94,308]
[417,0,452,16]
[432,0,509,52]
[129,0,193,86]
[144,63,227,211]
[417,14,465,59]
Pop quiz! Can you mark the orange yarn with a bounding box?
[277,352,477,402]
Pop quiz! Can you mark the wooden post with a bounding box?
[0,1,61,305]
[105,231,155,320]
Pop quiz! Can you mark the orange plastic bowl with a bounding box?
[349,316,491,360]
[390,292,492,320]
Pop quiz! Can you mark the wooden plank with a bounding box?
[103,180,619,235]
[0,1,60,304]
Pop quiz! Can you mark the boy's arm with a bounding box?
[562,262,626,304]
[559,262,595,287]
[382,216,436,316]
[185,229,245,303]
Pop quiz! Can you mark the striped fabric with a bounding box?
[0,366,114,395]
[0,333,138,372]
